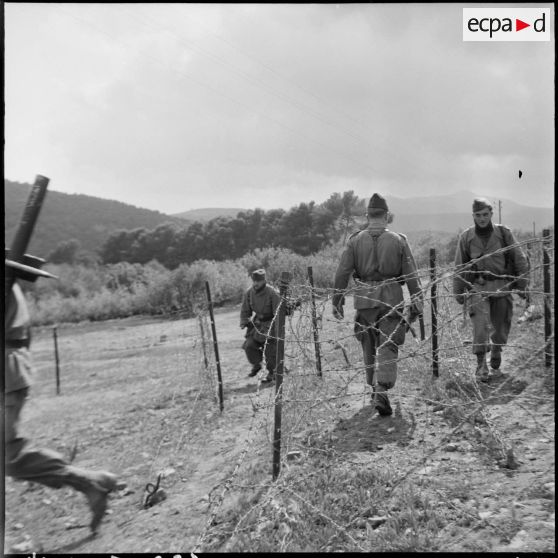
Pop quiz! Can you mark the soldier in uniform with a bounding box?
[453,198,529,380]
[332,194,423,416]
[4,252,124,534]
[240,269,281,383]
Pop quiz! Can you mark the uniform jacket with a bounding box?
[333,227,423,311]
[240,283,281,341]
[4,282,34,393]
[453,224,529,297]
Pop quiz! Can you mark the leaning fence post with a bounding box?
[307,266,322,377]
[272,271,292,481]
[205,281,224,412]
[542,229,553,368]
[429,249,439,377]
[53,326,61,395]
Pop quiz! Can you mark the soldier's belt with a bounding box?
[358,277,396,284]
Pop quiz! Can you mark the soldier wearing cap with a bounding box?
[332,194,423,416]
[4,251,124,533]
[240,269,281,383]
[453,198,529,380]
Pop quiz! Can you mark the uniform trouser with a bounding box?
[469,292,513,355]
[5,387,72,488]
[243,334,277,373]
[354,308,406,390]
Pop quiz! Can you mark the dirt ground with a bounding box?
[3,297,555,553]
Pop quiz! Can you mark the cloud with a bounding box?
[4,3,554,213]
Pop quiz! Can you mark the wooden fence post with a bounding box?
[307,266,322,377]
[272,271,291,481]
[205,282,224,412]
[429,249,439,377]
[542,229,553,368]
[53,326,61,395]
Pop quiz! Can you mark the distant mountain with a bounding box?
[5,180,552,262]
[4,180,189,257]
[172,191,553,233]
[172,207,246,221]
[383,190,553,234]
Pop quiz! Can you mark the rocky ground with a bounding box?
[3,298,555,553]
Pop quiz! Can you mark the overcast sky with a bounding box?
[4,3,555,215]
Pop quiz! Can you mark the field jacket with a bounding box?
[453,224,529,297]
[240,283,281,342]
[4,282,34,393]
[333,227,423,312]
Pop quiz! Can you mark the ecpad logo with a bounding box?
[463,8,551,41]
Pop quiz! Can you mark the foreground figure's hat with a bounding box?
[368,193,389,211]
[5,248,58,282]
[251,269,266,281]
[472,198,492,212]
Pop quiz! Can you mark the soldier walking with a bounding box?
[240,269,281,383]
[332,194,423,416]
[4,252,124,534]
[453,198,529,380]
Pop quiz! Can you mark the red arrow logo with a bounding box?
[516,19,530,31]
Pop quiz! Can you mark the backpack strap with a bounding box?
[496,224,512,273]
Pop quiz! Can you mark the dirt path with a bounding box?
[4,309,279,553]
[4,300,555,553]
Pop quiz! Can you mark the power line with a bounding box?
[116,4,372,147]
[52,5,385,177]
[136,4,370,134]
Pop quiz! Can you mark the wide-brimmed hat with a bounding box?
[5,249,57,282]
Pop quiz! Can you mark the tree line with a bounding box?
[96,191,366,268]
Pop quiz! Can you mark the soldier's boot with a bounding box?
[373,385,393,417]
[262,370,275,383]
[64,465,122,533]
[475,353,490,382]
[490,347,502,370]
[248,362,262,377]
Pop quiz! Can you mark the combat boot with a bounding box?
[64,465,122,533]
[475,353,490,382]
[248,362,262,377]
[261,371,275,383]
[490,347,502,370]
[373,385,393,417]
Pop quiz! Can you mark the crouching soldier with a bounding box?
[4,251,125,533]
[240,269,281,383]
[332,194,423,416]
[453,198,529,380]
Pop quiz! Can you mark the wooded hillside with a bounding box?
[4,180,189,256]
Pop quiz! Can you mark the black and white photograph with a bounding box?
[3,3,555,554]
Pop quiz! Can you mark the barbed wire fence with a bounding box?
[22,231,553,551]
[193,231,554,551]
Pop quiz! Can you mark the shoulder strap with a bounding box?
[496,224,509,247]
[497,224,520,274]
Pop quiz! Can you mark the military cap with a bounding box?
[251,268,266,281]
[368,193,389,211]
[472,198,493,212]
[5,248,57,282]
